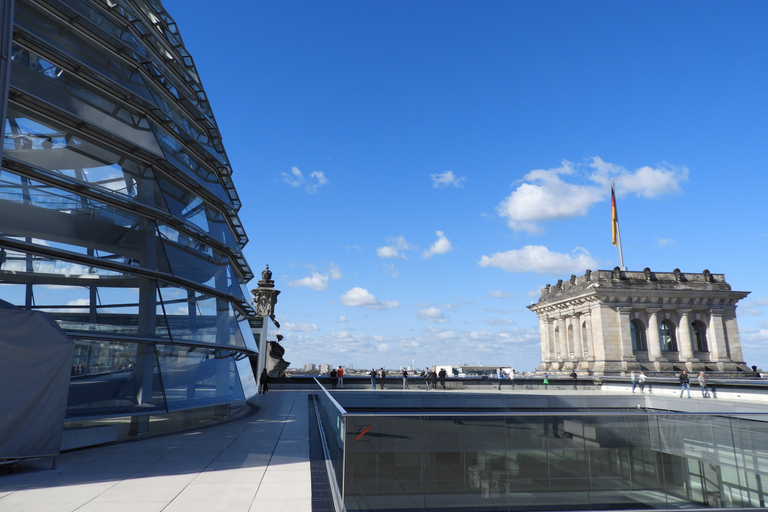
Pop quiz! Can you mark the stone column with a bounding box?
[573,313,584,362]
[617,307,634,361]
[539,316,552,367]
[558,316,568,361]
[678,309,695,361]
[708,309,729,362]
[584,312,595,361]
[724,311,744,362]
[647,308,662,361]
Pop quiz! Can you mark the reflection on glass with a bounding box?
[333,412,768,511]
[67,339,164,416]
[156,344,244,410]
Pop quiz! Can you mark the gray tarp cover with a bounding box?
[0,302,74,459]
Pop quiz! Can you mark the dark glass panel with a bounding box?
[66,339,165,417]
[156,343,244,410]
[14,2,157,105]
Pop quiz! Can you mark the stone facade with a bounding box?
[250,265,289,377]
[528,268,751,376]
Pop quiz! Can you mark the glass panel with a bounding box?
[14,2,157,105]
[235,355,258,399]
[335,411,768,512]
[10,45,162,156]
[153,127,230,205]
[157,284,245,348]
[157,177,238,247]
[3,108,166,209]
[67,339,165,417]
[156,343,244,410]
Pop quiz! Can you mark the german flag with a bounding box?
[611,181,618,246]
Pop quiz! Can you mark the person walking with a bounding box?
[369,368,377,390]
[497,368,504,390]
[402,369,410,389]
[698,372,709,398]
[570,370,578,390]
[330,367,337,389]
[259,368,271,394]
[510,368,515,390]
[679,370,691,398]
[379,367,386,389]
[430,369,437,390]
[337,366,344,389]
[638,371,647,393]
[438,368,447,389]
[631,370,637,393]
[543,373,549,390]
[424,367,431,390]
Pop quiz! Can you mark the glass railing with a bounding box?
[312,385,768,511]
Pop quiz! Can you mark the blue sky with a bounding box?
[162,0,768,372]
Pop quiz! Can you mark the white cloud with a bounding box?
[589,157,688,198]
[478,245,598,275]
[431,170,467,188]
[422,231,453,258]
[418,307,448,323]
[280,166,328,193]
[487,317,516,326]
[490,290,511,298]
[284,322,318,332]
[288,272,329,290]
[340,287,401,310]
[497,158,689,233]
[328,263,343,280]
[740,297,768,317]
[281,166,303,187]
[307,171,328,193]
[288,264,342,290]
[337,316,348,323]
[655,237,674,247]
[382,263,400,278]
[376,235,412,259]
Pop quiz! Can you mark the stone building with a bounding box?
[527,268,751,376]
[251,265,290,377]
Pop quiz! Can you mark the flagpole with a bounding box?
[616,218,626,271]
[611,179,626,271]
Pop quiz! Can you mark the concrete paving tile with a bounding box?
[193,468,264,484]
[263,460,310,471]
[163,499,253,512]
[249,497,313,512]
[0,499,84,512]
[173,482,259,501]
[267,454,309,466]
[75,501,167,512]
[254,472,311,500]
[205,459,269,471]
[0,481,116,505]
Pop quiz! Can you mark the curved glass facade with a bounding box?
[0,0,258,425]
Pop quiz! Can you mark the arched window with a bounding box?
[630,319,647,351]
[554,326,560,357]
[691,321,708,352]
[567,323,574,356]
[582,321,589,357]
[660,320,677,351]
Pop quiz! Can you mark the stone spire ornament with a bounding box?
[251,264,280,319]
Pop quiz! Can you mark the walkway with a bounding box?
[0,391,312,512]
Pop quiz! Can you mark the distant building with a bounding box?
[320,363,331,374]
[528,268,751,376]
